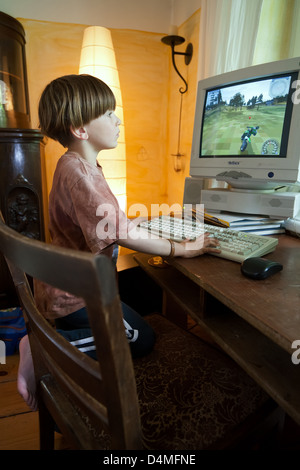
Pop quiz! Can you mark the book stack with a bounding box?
[206,212,285,235]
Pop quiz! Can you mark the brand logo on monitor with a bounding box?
[228,161,240,165]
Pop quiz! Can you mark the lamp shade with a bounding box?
[79,26,127,212]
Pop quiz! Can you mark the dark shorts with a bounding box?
[55,302,156,359]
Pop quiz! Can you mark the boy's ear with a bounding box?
[70,126,89,140]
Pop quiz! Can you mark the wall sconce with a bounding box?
[161,29,193,172]
[79,26,127,212]
[161,33,193,94]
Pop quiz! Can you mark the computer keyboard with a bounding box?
[138,215,278,263]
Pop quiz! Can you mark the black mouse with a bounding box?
[241,257,283,280]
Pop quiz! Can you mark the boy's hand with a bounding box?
[181,232,221,258]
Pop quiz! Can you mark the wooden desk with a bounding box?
[134,235,300,425]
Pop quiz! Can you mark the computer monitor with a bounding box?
[190,57,300,191]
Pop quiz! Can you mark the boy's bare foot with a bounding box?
[17,335,37,411]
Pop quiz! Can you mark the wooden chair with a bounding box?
[0,216,282,450]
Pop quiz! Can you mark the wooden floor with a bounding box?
[1,330,300,450]
[0,352,69,450]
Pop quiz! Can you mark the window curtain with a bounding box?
[253,0,300,64]
[198,0,299,79]
[197,0,300,189]
[198,0,263,80]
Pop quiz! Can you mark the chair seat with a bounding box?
[133,314,277,450]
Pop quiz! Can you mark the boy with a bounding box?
[18,74,220,410]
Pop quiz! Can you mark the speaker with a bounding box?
[183,177,205,205]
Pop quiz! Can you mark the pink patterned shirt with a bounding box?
[34,151,130,319]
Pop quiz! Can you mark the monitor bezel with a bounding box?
[190,57,300,188]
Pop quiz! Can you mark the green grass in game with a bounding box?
[202,104,286,156]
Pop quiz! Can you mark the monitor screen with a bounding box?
[190,57,300,190]
[200,73,296,158]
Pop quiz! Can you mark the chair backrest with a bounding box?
[0,216,142,449]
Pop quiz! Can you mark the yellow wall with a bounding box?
[166,10,200,208]
[112,29,170,215]
[18,12,200,231]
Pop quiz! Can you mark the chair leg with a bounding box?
[38,400,56,450]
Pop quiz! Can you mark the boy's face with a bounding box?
[85,110,121,151]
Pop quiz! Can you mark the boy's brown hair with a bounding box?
[38,74,116,147]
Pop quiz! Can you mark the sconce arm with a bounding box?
[161,35,193,95]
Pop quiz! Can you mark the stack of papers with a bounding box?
[206,212,285,235]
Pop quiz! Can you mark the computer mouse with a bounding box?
[241,257,283,280]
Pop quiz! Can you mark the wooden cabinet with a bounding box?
[0,13,47,307]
